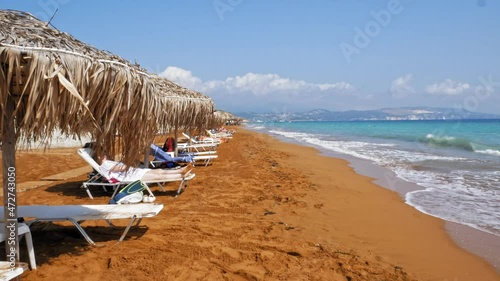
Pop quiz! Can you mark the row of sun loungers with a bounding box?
[2,129,234,270]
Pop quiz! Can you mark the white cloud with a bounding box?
[222,73,308,95]
[318,81,353,91]
[390,74,415,98]
[425,79,471,95]
[159,66,353,96]
[158,66,203,90]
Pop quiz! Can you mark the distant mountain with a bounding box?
[236,107,500,122]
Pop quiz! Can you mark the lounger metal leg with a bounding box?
[83,184,94,199]
[36,216,152,246]
[30,218,98,246]
[175,179,186,198]
[119,216,138,242]
[156,182,166,192]
[110,186,119,199]
[105,220,116,228]
[66,218,97,246]
[59,218,139,245]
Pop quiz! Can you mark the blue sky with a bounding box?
[3,0,500,114]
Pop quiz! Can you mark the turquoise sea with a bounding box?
[246,119,500,237]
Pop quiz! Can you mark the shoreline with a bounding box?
[338,151,500,272]
[249,126,500,274]
[350,156,500,273]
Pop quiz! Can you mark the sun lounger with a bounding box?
[151,151,218,167]
[0,223,36,270]
[177,141,218,152]
[181,153,218,166]
[206,129,233,139]
[182,132,221,145]
[0,204,163,246]
[78,148,195,199]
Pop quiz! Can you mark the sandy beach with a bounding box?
[1,127,498,281]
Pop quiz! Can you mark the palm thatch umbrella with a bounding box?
[210,110,227,129]
[0,9,213,262]
[149,74,215,155]
[210,110,242,128]
[152,74,214,135]
[0,9,163,162]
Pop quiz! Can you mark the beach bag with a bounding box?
[109,180,146,204]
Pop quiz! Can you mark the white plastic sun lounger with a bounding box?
[189,154,218,166]
[151,151,218,167]
[182,132,221,145]
[78,148,195,199]
[0,223,36,270]
[206,129,233,139]
[0,204,163,246]
[177,142,219,153]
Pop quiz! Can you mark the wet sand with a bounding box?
[1,127,498,280]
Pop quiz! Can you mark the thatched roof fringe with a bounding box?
[1,9,217,165]
[0,44,214,159]
[0,46,157,164]
[0,48,95,145]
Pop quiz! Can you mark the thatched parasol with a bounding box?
[151,74,214,134]
[210,110,227,128]
[148,74,215,156]
[0,9,163,163]
[0,9,214,263]
[210,110,242,128]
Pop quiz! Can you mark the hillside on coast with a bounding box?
[237,107,500,122]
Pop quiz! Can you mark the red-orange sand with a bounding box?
[1,127,498,280]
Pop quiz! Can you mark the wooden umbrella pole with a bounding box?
[173,127,178,157]
[144,142,151,169]
[2,96,19,266]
